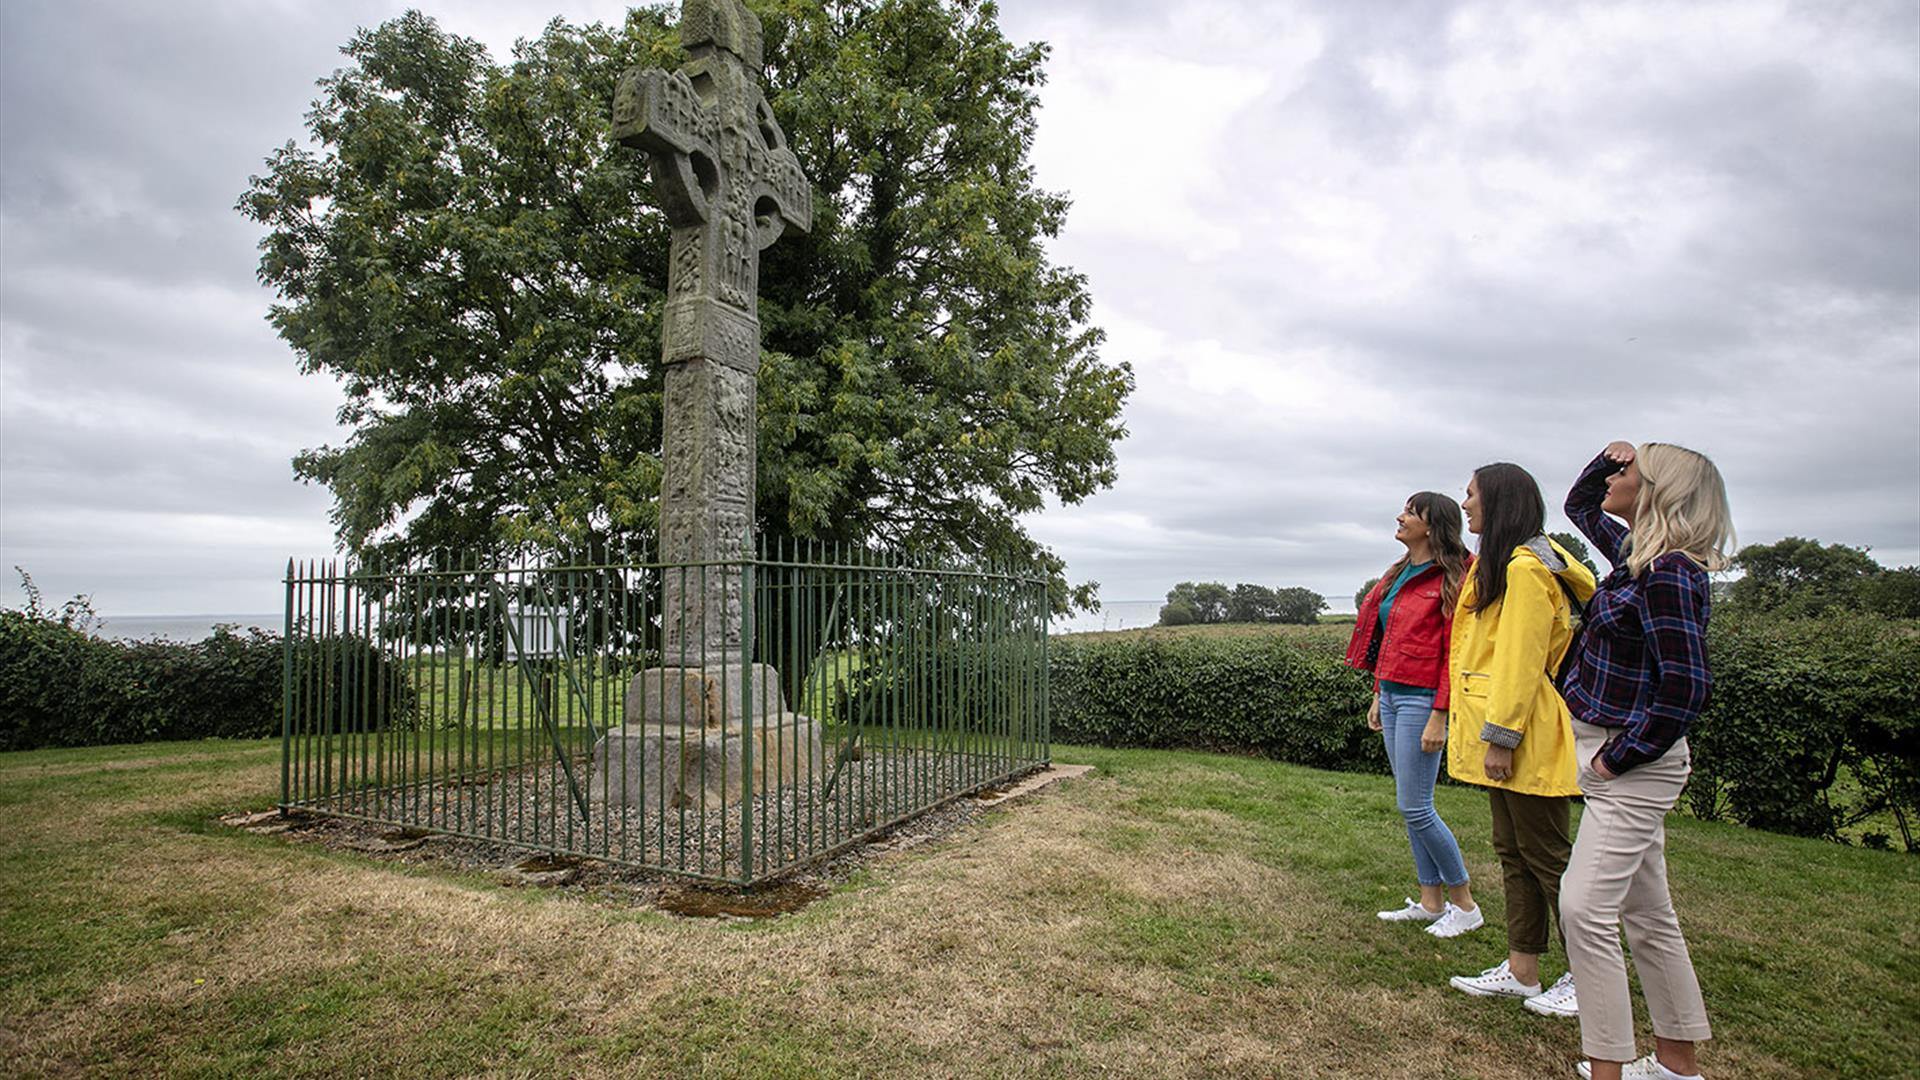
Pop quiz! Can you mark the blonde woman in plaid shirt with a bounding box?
[1558,441,1734,1080]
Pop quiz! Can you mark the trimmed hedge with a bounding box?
[1050,615,1920,849]
[1049,630,1382,773]
[0,611,416,752]
[1688,612,1918,847]
[0,613,282,750]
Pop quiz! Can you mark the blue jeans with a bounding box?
[1379,684,1470,887]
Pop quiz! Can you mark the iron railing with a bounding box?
[280,542,1050,883]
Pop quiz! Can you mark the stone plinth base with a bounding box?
[624,663,790,727]
[590,713,825,809]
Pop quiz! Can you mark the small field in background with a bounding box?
[388,650,866,733]
[2,738,1914,1078]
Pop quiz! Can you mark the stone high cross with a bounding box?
[613,0,812,665]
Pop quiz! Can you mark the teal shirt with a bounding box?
[1377,561,1433,697]
[1378,560,1432,630]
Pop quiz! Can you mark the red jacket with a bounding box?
[1344,564,1455,710]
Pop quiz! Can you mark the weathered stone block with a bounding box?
[590,711,824,809]
[624,663,791,728]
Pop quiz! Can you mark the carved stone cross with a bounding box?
[613,0,812,665]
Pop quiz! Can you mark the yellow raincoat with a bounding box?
[1445,538,1598,797]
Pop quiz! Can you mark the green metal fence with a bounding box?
[280,543,1051,884]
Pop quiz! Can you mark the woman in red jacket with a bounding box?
[1346,492,1482,937]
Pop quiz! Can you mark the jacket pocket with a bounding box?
[1458,671,1491,696]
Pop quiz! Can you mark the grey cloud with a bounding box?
[996,0,1914,605]
[1,418,321,520]
[1034,0,1912,609]
[0,207,266,293]
[2,0,1916,619]
[0,1,382,613]
[3,274,276,362]
[0,508,327,616]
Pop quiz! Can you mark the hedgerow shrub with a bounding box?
[1686,612,1918,847]
[0,610,110,751]
[1049,630,1382,773]
[1051,617,1920,849]
[280,634,419,736]
[0,610,416,752]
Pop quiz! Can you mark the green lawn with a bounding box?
[1,738,1914,1078]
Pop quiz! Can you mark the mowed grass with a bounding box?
[2,740,1915,1079]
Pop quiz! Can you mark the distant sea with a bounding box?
[1048,600,1165,635]
[96,614,284,643]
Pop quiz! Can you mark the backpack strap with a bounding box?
[1523,535,1586,620]
[1524,535,1590,686]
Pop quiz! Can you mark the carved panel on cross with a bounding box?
[710,367,754,507]
[661,296,759,370]
[670,228,703,297]
[718,162,754,306]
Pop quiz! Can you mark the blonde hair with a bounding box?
[1626,442,1736,577]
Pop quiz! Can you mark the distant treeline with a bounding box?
[1158,582,1326,627]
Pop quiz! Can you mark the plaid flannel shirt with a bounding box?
[1561,452,1713,775]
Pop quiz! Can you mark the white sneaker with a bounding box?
[1425,903,1485,938]
[1577,1053,1700,1079]
[1448,959,1542,999]
[1525,971,1579,1017]
[1377,898,1446,923]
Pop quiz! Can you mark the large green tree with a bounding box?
[1160,582,1230,626]
[1227,583,1281,624]
[1548,531,1599,580]
[1726,537,1882,617]
[1269,586,1326,626]
[239,1,1131,611]
[1859,566,1920,619]
[1354,577,1380,610]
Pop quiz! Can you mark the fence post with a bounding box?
[740,548,756,884]
[1040,577,1052,766]
[281,559,295,811]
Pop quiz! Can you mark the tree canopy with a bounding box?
[1548,531,1599,579]
[1354,577,1379,610]
[239,1,1132,611]
[1159,581,1228,626]
[1159,581,1325,626]
[1727,537,1919,618]
[1270,587,1328,625]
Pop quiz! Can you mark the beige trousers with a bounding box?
[1562,719,1713,1062]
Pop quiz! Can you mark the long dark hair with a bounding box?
[1379,492,1472,612]
[1467,463,1546,614]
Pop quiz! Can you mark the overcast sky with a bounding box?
[1,0,1916,629]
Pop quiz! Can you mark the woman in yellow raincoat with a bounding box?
[1443,462,1596,1018]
